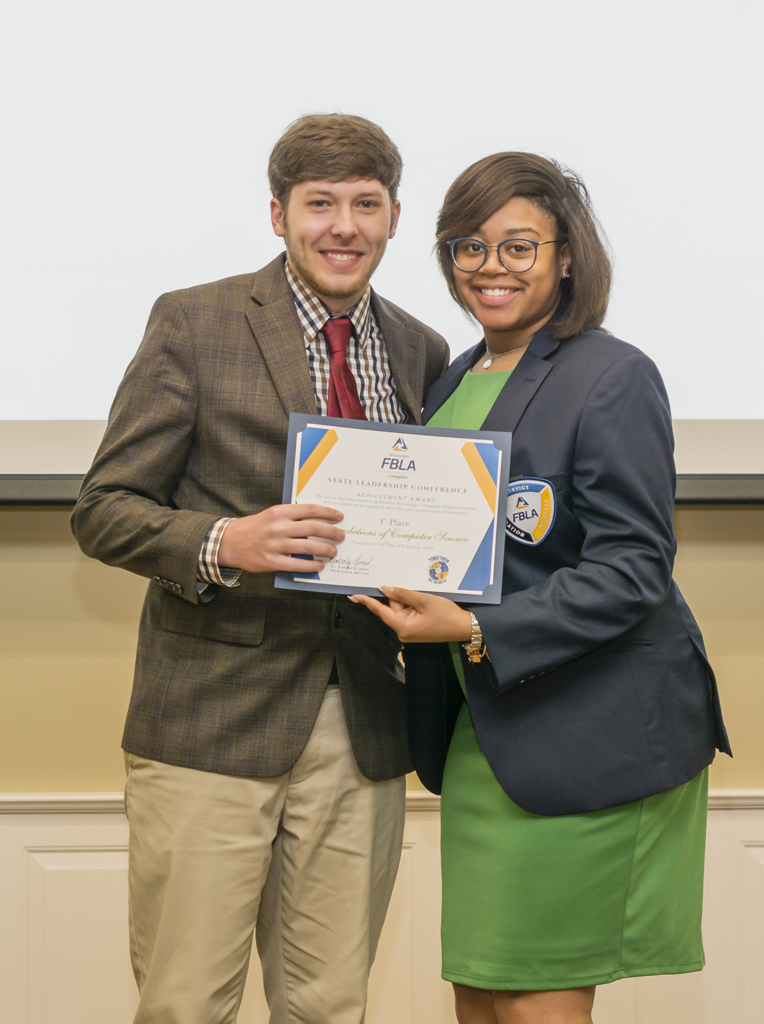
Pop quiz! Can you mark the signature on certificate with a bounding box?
[330,555,375,570]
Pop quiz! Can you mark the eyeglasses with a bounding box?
[447,237,561,273]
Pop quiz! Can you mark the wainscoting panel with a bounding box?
[744,842,764,1023]
[1,792,763,1024]
[0,811,136,1024]
[25,846,137,1024]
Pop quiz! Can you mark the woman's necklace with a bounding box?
[482,341,530,370]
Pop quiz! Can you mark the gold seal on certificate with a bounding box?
[275,415,512,604]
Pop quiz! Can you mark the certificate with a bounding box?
[275,415,511,604]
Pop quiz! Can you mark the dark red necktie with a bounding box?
[322,317,367,420]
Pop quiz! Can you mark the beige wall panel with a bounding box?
[0,506,762,792]
[673,508,764,788]
[0,509,144,792]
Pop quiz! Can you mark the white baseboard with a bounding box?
[2,787,762,814]
[0,789,445,814]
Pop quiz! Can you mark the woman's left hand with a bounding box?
[350,586,473,644]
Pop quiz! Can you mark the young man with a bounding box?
[71,114,449,1024]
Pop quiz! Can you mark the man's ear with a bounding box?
[388,199,401,240]
[271,197,286,238]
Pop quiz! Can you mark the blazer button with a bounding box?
[333,612,343,628]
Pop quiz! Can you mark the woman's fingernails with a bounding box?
[347,596,360,603]
[379,585,394,595]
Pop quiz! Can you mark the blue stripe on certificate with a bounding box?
[458,520,496,592]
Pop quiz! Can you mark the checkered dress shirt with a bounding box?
[286,262,407,422]
[197,260,408,588]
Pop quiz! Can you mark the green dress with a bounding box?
[428,369,708,991]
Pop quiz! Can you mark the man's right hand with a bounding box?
[217,504,345,574]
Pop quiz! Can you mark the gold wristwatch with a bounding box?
[462,612,486,664]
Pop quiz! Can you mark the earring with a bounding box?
[562,269,570,278]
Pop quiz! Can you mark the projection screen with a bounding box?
[1,0,762,494]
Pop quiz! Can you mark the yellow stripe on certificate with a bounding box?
[461,442,497,512]
[296,430,339,496]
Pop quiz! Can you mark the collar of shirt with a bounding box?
[284,259,373,351]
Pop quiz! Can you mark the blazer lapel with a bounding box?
[482,325,560,433]
[481,353,554,434]
[425,325,561,433]
[245,256,318,417]
[372,293,425,424]
[422,346,478,422]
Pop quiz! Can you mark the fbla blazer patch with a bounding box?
[506,479,556,545]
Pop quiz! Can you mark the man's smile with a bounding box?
[320,249,365,267]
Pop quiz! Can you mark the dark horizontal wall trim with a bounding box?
[675,475,764,505]
[3,474,764,508]
[0,475,83,505]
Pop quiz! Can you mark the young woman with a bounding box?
[351,153,730,1024]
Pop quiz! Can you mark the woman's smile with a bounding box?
[471,284,521,306]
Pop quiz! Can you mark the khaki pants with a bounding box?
[124,686,405,1024]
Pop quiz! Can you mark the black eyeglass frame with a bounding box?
[447,237,562,274]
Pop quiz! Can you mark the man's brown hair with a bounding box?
[435,153,612,340]
[268,114,403,208]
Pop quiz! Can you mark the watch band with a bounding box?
[462,612,486,664]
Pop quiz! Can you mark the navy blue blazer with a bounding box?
[406,324,731,816]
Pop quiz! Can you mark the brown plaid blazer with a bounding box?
[71,255,449,780]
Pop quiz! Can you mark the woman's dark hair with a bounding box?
[435,153,612,340]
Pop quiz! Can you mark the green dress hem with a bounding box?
[441,957,706,991]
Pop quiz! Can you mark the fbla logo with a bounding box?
[382,438,416,472]
[506,479,556,546]
[428,556,450,584]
